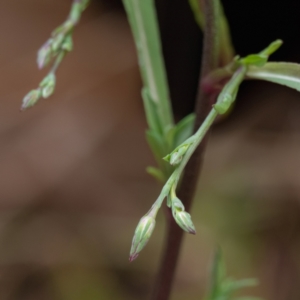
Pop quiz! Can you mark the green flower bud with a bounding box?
[37,39,53,69]
[174,210,196,235]
[51,33,65,53]
[129,215,156,262]
[21,89,42,111]
[165,144,189,166]
[61,35,73,52]
[40,73,56,99]
[213,93,232,114]
[171,197,196,235]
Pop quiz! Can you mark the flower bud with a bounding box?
[171,197,196,235]
[129,215,156,262]
[165,144,189,166]
[51,33,65,53]
[173,210,196,235]
[21,89,42,111]
[61,35,73,52]
[40,73,56,99]
[37,39,53,69]
[213,93,232,115]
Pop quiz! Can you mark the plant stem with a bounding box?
[151,1,220,299]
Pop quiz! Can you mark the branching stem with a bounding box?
[151,1,220,299]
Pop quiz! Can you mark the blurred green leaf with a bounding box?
[205,248,261,300]
[240,54,268,67]
[259,39,283,56]
[146,130,166,163]
[247,62,300,92]
[173,113,196,147]
[142,87,162,133]
[146,166,165,182]
[208,247,225,300]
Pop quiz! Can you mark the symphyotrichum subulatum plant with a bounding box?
[22,0,300,299]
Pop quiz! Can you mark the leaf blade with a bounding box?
[247,62,300,92]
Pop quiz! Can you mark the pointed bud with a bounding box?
[21,89,42,110]
[51,33,65,53]
[129,215,156,262]
[40,73,56,98]
[171,197,185,211]
[164,145,189,166]
[171,197,196,234]
[37,39,53,69]
[213,93,233,115]
[174,210,196,234]
[61,35,73,52]
[42,83,55,99]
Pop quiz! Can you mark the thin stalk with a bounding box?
[148,108,218,214]
[151,0,220,299]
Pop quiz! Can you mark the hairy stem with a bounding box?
[151,0,220,299]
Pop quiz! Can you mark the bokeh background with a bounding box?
[0,0,300,299]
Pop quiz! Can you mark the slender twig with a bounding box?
[151,1,220,299]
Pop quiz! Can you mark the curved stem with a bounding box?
[151,0,220,299]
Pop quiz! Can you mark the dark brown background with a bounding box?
[0,0,299,299]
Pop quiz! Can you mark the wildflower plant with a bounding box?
[124,0,300,263]
[22,0,300,299]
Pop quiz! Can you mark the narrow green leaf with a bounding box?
[208,247,225,300]
[165,126,176,149]
[173,113,196,147]
[247,62,300,92]
[146,166,165,182]
[259,39,283,56]
[123,0,174,132]
[142,87,161,133]
[240,54,268,67]
[145,130,166,163]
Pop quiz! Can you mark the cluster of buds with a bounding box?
[37,0,89,70]
[22,0,90,110]
[128,186,197,262]
[21,73,56,110]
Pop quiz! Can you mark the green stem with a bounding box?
[50,50,66,74]
[152,1,221,298]
[151,108,218,212]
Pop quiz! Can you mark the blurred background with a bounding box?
[0,0,300,299]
